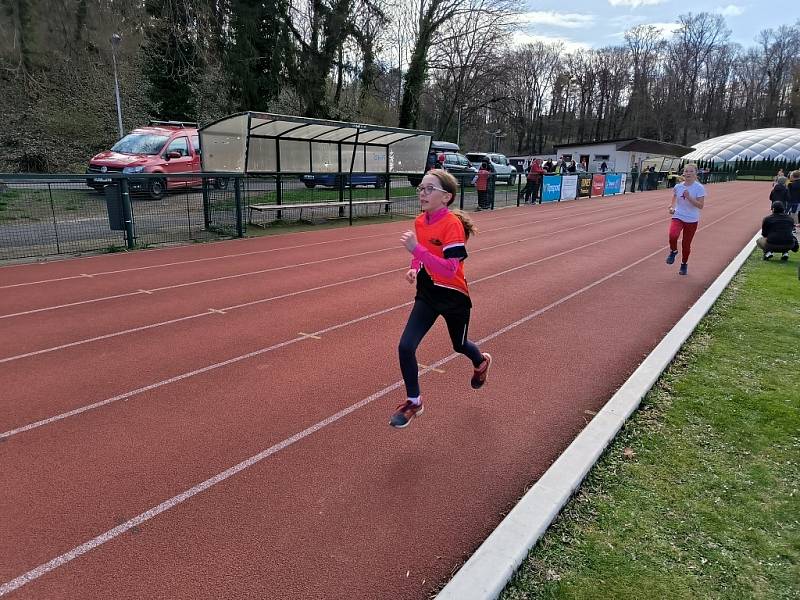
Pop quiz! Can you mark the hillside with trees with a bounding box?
[1,0,798,172]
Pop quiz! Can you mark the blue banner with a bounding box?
[604,173,622,195]
[542,175,562,202]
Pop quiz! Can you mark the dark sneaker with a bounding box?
[666,250,678,264]
[781,253,789,261]
[389,400,423,428]
[679,263,688,276]
[471,353,493,389]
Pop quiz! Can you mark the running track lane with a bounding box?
[0,182,767,598]
[1,204,668,428]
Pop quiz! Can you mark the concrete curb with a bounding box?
[435,231,760,600]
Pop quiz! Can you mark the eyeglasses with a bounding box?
[416,184,448,195]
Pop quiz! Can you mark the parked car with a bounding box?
[439,152,478,184]
[86,121,228,199]
[300,173,386,189]
[465,152,517,184]
[408,140,465,186]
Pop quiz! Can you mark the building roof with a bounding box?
[682,128,800,162]
[554,137,694,157]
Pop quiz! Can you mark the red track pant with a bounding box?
[669,218,698,263]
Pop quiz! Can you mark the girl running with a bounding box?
[666,163,705,276]
[391,169,492,429]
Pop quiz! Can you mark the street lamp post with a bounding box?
[110,33,124,139]
[456,104,468,147]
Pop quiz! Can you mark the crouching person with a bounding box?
[758,201,799,261]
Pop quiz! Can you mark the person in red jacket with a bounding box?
[472,161,492,210]
[391,169,492,428]
[522,158,544,204]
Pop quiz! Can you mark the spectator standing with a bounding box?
[773,169,785,186]
[647,165,658,190]
[472,161,492,210]
[600,161,608,173]
[630,164,639,193]
[522,158,544,204]
[787,170,800,226]
[770,176,790,211]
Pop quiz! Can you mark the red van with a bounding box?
[86,121,211,199]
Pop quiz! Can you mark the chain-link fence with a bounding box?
[0,170,736,262]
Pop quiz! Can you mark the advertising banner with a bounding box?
[578,174,592,197]
[560,175,578,200]
[542,175,562,202]
[604,173,622,195]
[591,174,606,197]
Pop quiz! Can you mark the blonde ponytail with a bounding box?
[451,208,477,240]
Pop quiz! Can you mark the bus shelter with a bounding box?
[199,112,432,176]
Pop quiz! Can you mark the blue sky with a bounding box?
[516,0,795,51]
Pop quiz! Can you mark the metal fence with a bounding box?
[0,170,736,262]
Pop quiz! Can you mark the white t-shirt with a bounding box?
[673,181,705,223]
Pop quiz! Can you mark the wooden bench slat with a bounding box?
[247,199,394,227]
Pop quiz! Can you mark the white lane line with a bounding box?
[0,232,392,289]
[0,205,744,598]
[0,206,660,363]
[0,246,399,320]
[298,332,321,340]
[0,214,668,439]
[0,198,645,294]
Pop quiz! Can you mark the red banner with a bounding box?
[591,174,606,197]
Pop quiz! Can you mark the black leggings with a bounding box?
[398,299,484,398]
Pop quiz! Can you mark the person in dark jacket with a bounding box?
[758,200,798,261]
[770,176,790,210]
[787,170,800,226]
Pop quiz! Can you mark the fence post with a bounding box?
[459,176,465,210]
[120,178,135,249]
[202,177,211,229]
[234,177,243,237]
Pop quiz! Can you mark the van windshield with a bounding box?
[465,153,486,162]
[111,134,169,155]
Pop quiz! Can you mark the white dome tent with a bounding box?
[683,128,800,163]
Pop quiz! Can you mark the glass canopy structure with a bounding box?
[199,112,433,175]
[683,128,800,163]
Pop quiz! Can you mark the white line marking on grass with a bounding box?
[0,206,660,363]
[0,207,749,597]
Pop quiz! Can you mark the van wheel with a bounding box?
[213,177,229,190]
[148,178,166,200]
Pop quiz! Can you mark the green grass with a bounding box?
[501,254,800,600]
[0,188,88,221]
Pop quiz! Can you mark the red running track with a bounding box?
[0,182,766,599]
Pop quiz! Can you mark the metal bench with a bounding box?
[248,200,393,227]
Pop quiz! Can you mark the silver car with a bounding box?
[465,152,517,184]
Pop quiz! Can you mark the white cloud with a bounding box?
[511,31,593,53]
[649,21,682,37]
[608,0,665,7]
[715,4,745,16]
[519,11,596,29]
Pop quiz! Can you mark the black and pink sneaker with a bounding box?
[471,353,492,389]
